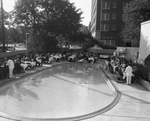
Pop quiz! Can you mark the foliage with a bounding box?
[69,25,94,50]
[13,0,82,52]
[133,63,150,82]
[0,10,10,43]
[6,28,22,43]
[121,0,150,46]
[96,41,117,49]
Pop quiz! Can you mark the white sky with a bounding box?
[3,0,91,26]
[3,0,16,12]
[69,0,91,26]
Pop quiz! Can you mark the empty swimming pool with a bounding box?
[0,63,120,121]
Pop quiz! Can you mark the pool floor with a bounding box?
[0,63,115,120]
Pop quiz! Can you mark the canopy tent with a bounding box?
[69,45,82,50]
[89,45,115,55]
[115,47,127,54]
[88,45,102,53]
[114,47,127,57]
[90,45,103,50]
[69,45,82,52]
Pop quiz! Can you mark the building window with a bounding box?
[101,24,109,31]
[102,13,110,21]
[103,40,106,45]
[106,40,109,45]
[112,25,116,30]
[102,36,106,39]
[112,2,117,8]
[111,40,116,46]
[102,2,110,9]
[107,36,109,39]
[112,13,116,20]
[123,2,129,8]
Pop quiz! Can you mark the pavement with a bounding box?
[0,61,150,121]
[83,60,150,121]
[95,72,150,121]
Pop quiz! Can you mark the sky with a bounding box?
[3,0,16,12]
[2,0,91,26]
[69,0,91,26]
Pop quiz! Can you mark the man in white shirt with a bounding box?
[6,57,15,78]
[123,63,133,85]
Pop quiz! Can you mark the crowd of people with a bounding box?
[0,50,139,85]
[0,51,98,80]
[104,56,139,85]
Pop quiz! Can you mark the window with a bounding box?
[107,36,109,39]
[123,2,129,8]
[102,36,106,39]
[102,2,110,9]
[103,40,106,45]
[112,25,116,30]
[110,40,116,46]
[101,24,109,31]
[102,13,110,21]
[112,13,116,20]
[112,2,117,8]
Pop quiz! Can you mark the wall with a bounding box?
[116,47,139,62]
[126,47,139,62]
[138,20,150,63]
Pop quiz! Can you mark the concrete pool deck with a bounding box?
[0,62,150,121]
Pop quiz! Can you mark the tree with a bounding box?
[6,28,21,43]
[69,25,95,50]
[13,0,82,52]
[0,10,10,44]
[121,0,150,46]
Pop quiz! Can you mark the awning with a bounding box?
[89,47,115,55]
[69,45,82,50]
[115,47,127,54]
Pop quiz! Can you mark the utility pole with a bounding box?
[1,0,5,52]
[26,33,29,55]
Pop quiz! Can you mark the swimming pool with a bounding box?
[0,63,120,121]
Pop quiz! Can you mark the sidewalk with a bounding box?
[83,60,150,121]
[83,70,150,121]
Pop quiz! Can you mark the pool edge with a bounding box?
[0,63,121,121]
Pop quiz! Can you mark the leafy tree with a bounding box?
[121,0,150,46]
[13,0,82,52]
[0,10,10,43]
[6,28,21,43]
[69,25,91,44]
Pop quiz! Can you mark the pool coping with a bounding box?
[0,62,121,121]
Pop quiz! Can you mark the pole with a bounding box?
[100,0,102,42]
[1,0,5,52]
[26,33,28,55]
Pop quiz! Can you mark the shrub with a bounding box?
[133,63,150,82]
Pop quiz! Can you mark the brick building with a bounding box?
[90,0,131,47]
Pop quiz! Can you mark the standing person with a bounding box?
[123,63,133,85]
[6,57,15,79]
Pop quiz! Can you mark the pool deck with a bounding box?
[0,61,150,121]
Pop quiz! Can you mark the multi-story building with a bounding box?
[90,0,131,47]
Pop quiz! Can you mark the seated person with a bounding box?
[68,54,76,62]
[20,62,29,71]
[88,56,95,63]
[53,54,61,62]
[48,55,54,63]
[14,58,24,73]
[36,55,42,66]
[30,58,36,68]
[0,60,9,79]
